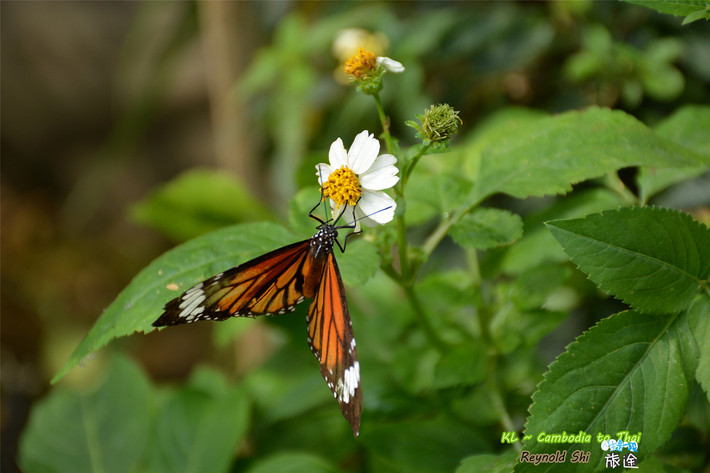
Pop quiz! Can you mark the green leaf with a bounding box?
[433,343,486,389]
[52,222,296,384]
[459,107,547,181]
[337,238,380,287]
[288,186,323,239]
[683,7,710,23]
[517,309,700,473]
[19,356,152,473]
[148,371,249,473]
[450,208,523,250]
[688,295,710,399]
[510,264,572,311]
[547,207,710,314]
[500,188,624,274]
[130,169,272,241]
[623,0,710,23]
[472,107,709,201]
[245,452,341,473]
[638,105,710,202]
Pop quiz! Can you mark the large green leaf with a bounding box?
[147,369,250,473]
[52,222,296,384]
[19,356,152,473]
[688,296,710,399]
[516,309,700,473]
[638,105,710,202]
[130,168,272,241]
[450,208,523,250]
[623,0,710,24]
[471,107,708,201]
[500,188,624,274]
[547,207,710,314]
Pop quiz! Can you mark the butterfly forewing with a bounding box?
[153,240,311,326]
[307,251,362,436]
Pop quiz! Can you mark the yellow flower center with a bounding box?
[322,166,362,207]
[344,48,377,79]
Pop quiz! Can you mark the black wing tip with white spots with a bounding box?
[153,277,231,327]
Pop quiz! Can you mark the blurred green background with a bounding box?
[2,1,709,472]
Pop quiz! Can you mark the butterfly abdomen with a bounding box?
[302,224,337,297]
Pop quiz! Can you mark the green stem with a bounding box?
[373,94,393,154]
[403,284,447,354]
[603,172,638,205]
[487,353,520,446]
[400,142,432,190]
[396,210,410,281]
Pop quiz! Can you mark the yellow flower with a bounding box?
[344,48,378,79]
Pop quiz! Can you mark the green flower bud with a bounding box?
[420,104,462,143]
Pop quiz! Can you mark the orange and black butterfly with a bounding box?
[153,202,365,436]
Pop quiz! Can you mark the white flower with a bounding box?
[316,130,399,230]
[376,56,405,74]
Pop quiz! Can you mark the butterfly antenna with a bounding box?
[336,204,394,252]
[310,164,339,225]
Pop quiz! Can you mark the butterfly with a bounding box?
[153,201,365,436]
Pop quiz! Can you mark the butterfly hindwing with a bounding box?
[153,240,311,326]
[307,251,362,436]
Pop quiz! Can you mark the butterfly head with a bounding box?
[311,223,338,255]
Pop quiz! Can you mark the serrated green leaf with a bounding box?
[472,107,708,201]
[450,208,523,250]
[460,107,547,180]
[624,0,710,22]
[501,188,624,274]
[245,452,341,473]
[130,169,272,241]
[52,222,296,384]
[517,309,699,473]
[682,7,710,23]
[688,295,710,399]
[148,374,249,473]
[638,105,710,202]
[19,356,152,473]
[547,207,710,314]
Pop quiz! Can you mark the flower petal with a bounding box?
[360,154,399,190]
[315,163,333,186]
[377,56,405,73]
[357,190,396,225]
[360,169,399,191]
[348,130,379,175]
[329,138,348,169]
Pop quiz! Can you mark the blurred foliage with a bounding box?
[10,1,710,473]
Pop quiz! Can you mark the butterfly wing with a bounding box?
[153,240,314,326]
[307,251,362,436]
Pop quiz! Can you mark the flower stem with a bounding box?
[403,284,447,354]
[400,142,431,190]
[373,94,393,154]
[396,208,410,280]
